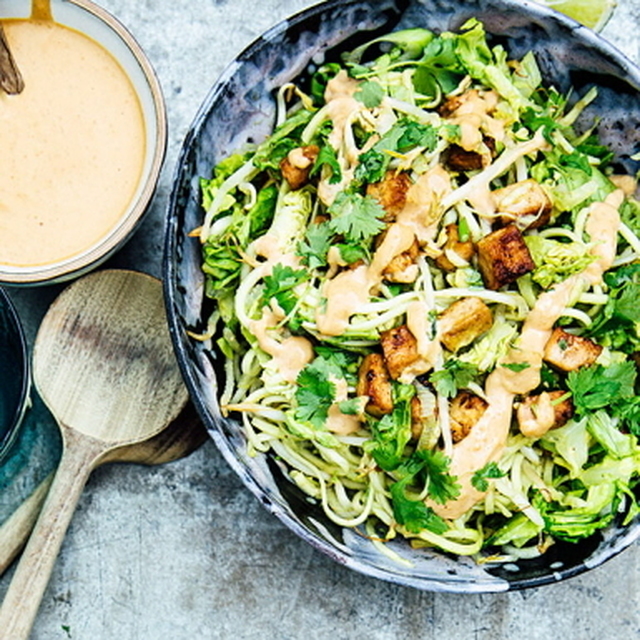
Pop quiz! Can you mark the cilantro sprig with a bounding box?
[260,264,308,316]
[429,359,479,398]
[294,356,342,428]
[390,449,460,534]
[327,191,386,243]
[471,462,506,492]
[567,361,636,415]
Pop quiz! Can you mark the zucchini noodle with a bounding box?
[197,19,640,562]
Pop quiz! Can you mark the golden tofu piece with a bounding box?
[383,238,420,283]
[449,391,488,443]
[438,297,493,353]
[543,327,602,372]
[380,324,419,380]
[493,179,552,230]
[477,224,535,290]
[366,171,412,220]
[434,223,475,272]
[356,353,394,417]
[518,390,574,432]
[280,145,319,190]
[444,138,494,173]
[445,144,485,172]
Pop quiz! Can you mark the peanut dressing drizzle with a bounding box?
[433,189,623,519]
[316,167,453,336]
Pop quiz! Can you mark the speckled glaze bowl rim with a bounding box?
[0,0,167,286]
[164,0,640,592]
[0,287,30,463]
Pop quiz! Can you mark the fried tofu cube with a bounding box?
[383,238,420,283]
[366,171,413,220]
[434,223,475,272]
[445,144,485,172]
[543,327,602,372]
[444,138,495,173]
[449,391,488,443]
[356,353,394,417]
[438,297,493,353]
[493,179,552,230]
[280,145,319,190]
[477,224,535,290]
[517,390,574,438]
[380,324,419,380]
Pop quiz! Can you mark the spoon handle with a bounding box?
[0,23,24,95]
[0,428,105,639]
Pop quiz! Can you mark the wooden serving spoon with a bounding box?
[0,399,207,576]
[0,269,190,638]
[0,23,24,94]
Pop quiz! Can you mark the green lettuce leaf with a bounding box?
[525,235,595,288]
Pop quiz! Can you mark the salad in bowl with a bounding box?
[169,5,640,588]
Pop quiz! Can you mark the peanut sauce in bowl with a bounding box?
[0,0,166,285]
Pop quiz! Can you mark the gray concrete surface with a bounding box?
[2,1,640,638]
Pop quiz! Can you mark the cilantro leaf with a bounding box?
[328,192,386,243]
[353,119,437,185]
[310,145,342,184]
[390,481,448,534]
[567,362,637,415]
[366,384,415,471]
[418,449,461,504]
[294,357,341,427]
[354,148,387,184]
[337,398,362,415]
[396,120,438,153]
[389,449,460,533]
[588,264,640,353]
[336,242,368,265]
[429,359,479,398]
[614,396,640,438]
[354,80,385,108]
[260,264,308,315]
[471,462,506,492]
[297,222,333,270]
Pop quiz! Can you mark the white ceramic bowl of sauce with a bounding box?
[0,0,166,285]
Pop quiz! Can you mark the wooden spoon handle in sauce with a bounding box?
[0,23,24,94]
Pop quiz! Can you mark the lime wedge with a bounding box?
[536,0,617,32]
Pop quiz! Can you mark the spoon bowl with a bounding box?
[0,269,188,639]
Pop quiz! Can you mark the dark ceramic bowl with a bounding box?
[164,0,640,592]
[0,288,29,463]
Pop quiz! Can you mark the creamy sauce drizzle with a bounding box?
[0,19,145,267]
[326,377,361,435]
[433,190,623,519]
[249,307,314,383]
[316,167,452,336]
[403,300,441,382]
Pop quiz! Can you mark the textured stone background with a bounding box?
[1,1,639,638]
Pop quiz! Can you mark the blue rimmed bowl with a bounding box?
[0,288,29,463]
[164,0,640,592]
